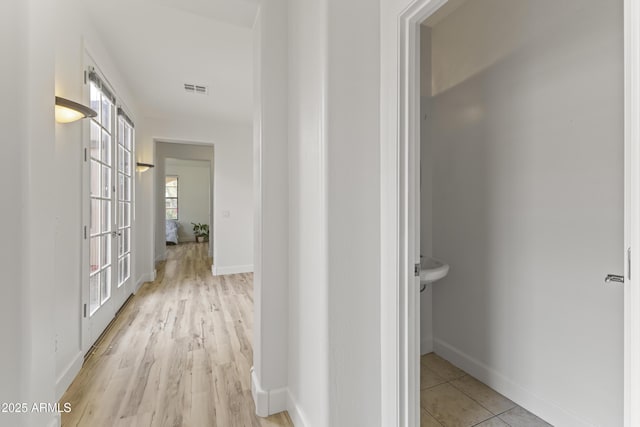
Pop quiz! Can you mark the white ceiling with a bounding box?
[86,0,257,124]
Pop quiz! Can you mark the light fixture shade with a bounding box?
[136,162,155,172]
[55,96,97,123]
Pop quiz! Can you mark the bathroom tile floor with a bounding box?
[420,353,553,427]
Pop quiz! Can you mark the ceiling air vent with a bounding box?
[184,83,208,95]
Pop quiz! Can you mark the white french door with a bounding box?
[113,112,134,309]
[83,65,135,350]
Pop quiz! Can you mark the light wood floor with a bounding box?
[61,243,292,427]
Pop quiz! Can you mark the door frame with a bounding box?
[383,0,640,426]
[624,1,640,425]
[381,1,448,425]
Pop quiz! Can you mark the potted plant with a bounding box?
[191,223,209,243]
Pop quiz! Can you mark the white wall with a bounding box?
[213,139,254,273]
[1,1,57,426]
[285,0,383,424]
[325,0,381,425]
[422,1,624,425]
[286,0,330,424]
[0,1,28,421]
[54,0,142,401]
[165,159,211,242]
[251,0,290,418]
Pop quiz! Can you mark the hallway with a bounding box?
[61,243,292,427]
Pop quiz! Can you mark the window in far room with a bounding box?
[165,175,179,219]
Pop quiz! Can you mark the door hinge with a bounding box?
[83,304,87,318]
[414,263,420,277]
[84,70,87,85]
[84,225,87,239]
[84,147,87,162]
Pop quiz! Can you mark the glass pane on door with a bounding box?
[117,115,133,288]
[89,82,114,316]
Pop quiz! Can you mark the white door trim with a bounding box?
[386,0,640,426]
[624,1,640,425]
[381,1,448,426]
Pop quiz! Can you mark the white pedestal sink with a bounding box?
[420,257,449,284]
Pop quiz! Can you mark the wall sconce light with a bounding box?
[136,162,155,173]
[55,96,97,124]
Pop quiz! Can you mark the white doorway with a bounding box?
[382,0,640,426]
[154,141,215,262]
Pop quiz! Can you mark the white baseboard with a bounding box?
[250,368,309,427]
[286,390,309,427]
[212,264,254,276]
[135,270,157,293]
[250,368,288,417]
[48,413,61,427]
[421,336,433,355]
[433,338,594,427]
[55,351,83,401]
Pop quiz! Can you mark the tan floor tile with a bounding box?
[498,406,552,427]
[421,383,492,427]
[421,409,443,427]
[474,416,510,427]
[450,375,515,415]
[421,353,465,381]
[421,365,447,390]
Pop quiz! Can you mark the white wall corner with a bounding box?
[250,368,287,418]
[55,351,84,401]
[135,270,157,293]
[286,390,309,427]
[212,264,254,276]
[433,338,594,427]
[420,336,433,355]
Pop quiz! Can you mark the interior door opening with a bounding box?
[414,0,625,426]
[154,141,215,265]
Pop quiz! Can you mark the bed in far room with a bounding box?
[166,219,179,245]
